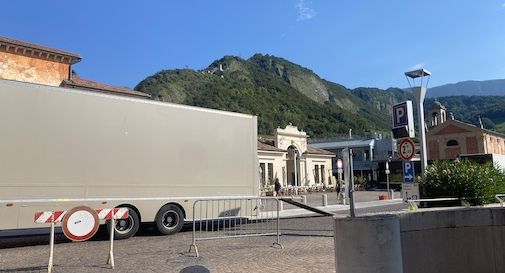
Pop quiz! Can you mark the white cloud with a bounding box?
[295,0,317,21]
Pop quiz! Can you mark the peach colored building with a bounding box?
[0,36,150,98]
[427,102,505,160]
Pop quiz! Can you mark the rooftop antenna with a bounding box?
[478,116,484,129]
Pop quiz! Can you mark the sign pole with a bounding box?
[349,149,356,217]
[108,218,115,269]
[385,161,390,199]
[48,221,55,273]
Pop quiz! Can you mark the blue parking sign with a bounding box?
[393,102,409,128]
[402,161,415,183]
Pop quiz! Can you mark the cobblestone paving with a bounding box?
[0,217,336,273]
[0,194,405,273]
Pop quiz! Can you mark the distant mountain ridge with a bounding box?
[135,54,505,137]
[428,79,505,97]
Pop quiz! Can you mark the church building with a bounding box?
[427,101,505,160]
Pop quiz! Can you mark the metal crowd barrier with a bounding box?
[188,197,283,257]
[496,194,505,207]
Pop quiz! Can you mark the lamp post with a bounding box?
[336,159,344,204]
[385,161,391,199]
[293,149,299,195]
[349,149,356,217]
[405,68,431,177]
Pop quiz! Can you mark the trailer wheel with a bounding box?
[107,208,140,240]
[155,204,184,235]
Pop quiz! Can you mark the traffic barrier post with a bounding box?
[34,207,128,272]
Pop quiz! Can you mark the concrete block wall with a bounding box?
[400,208,505,273]
[334,208,505,273]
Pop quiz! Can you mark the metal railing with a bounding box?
[407,197,470,211]
[188,197,283,257]
[496,194,505,207]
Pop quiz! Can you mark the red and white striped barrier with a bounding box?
[34,208,128,223]
[33,206,129,273]
[96,208,129,220]
[34,211,66,224]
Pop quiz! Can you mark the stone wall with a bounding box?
[401,208,505,273]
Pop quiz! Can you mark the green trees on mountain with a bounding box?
[135,54,505,137]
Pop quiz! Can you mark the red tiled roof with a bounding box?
[257,140,285,152]
[0,36,81,64]
[304,146,335,156]
[61,76,151,98]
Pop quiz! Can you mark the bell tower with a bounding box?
[429,100,447,127]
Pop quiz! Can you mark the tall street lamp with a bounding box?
[336,159,344,204]
[405,68,431,176]
[385,161,390,199]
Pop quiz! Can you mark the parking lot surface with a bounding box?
[0,192,405,273]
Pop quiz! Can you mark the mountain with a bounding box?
[428,79,505,97]
[135,54,402,138]
[135,54,505,137]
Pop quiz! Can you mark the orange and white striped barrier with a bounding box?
[34,206,129,273]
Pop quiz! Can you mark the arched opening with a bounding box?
[431,112,439,126]
[446,139,459,147]
[286,146,301,187]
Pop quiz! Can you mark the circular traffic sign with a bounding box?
[399,138,416,160]
[62,206,99,242]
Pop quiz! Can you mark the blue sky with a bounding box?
[3,1,505,90]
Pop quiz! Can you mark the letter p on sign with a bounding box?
[395,107,405,125]
[392,101,412,128]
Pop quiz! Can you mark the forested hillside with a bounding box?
[135,54,505,137]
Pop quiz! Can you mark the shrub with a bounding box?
[420,159,505,205]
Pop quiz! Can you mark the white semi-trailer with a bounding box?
[0,79,259,239]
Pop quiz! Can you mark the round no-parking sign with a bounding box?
[399,138,416,160]
[62,206,99,242]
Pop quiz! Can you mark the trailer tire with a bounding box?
[155,204,184,235]
[107,208,140,240]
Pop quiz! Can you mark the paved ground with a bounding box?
[0,191,406,273]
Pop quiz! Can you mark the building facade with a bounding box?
[257,124,335,190]
[0,36,150,98]
[427,101,505,160]
[310,136,395,182]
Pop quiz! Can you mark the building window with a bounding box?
[259,163,266,186]
[446,140,459,147]
[268,163,274,185]
[321,165,325,184]
[314,165,320,183]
